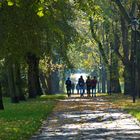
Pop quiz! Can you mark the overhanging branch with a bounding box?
[112,0,140,38]
[89,17,109,65]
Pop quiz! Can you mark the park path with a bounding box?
[31,95,140,140]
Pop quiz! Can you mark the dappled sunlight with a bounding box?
[31,95,140,140]
[49,119,58,123]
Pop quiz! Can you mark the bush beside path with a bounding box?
[31,94,140,140]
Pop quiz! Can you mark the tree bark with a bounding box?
[101,67,106,93]
[113,0,140,38]
[0,82,4,110]
[27,53,43,98]
[14,63,26,101]
[39,71,48,94]
[124,65,132,95]
[51,70,60,94]
[60,70,66,93]
[7,62,19,103]
[89,17,108,65]
[46,73,53,94]
[111,33,121,93]
[137,38,140,97]
[35,59,43,96]
[120,16,132,95]
[138,70,140,98]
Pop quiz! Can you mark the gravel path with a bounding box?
[31,95,140,140]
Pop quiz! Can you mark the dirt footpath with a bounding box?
[31,95,140,140]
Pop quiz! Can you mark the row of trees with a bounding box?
[0,0,139,110]
[0,0,78,110]
[55,0,139,101]
[73,0,140,102]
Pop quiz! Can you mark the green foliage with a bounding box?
[0,95,64,140]
[0,0,77,65]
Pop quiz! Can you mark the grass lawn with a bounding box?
[0,94,66,140]
[101,93,140,121]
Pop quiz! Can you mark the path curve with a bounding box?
[31,95,140,140]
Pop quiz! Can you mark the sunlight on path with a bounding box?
[31,95,140,140]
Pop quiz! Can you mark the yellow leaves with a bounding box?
[40,57,65,74]
[7,1,14,6]
[40,0,45,3]
[4,126,20,133]
[94,14,104,23]
[37,10,44,17]
[94,5,102,12]
[38,6,43,11]
[7,0,14,6]
[84,60,89,66]
[37,5,45,17]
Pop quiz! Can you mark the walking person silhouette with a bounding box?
[86,76,91,97]
[78,76,85,97]
[65,77,72,97]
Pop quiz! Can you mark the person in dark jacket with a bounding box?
[65,77,72,97]
[78,76,85,97]
[86,76,91,97]
[76,83,79,94]
[71,82,75,94]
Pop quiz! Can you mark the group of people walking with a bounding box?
[65,76,97,97]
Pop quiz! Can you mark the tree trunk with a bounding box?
[112,33,121,93]
[27,53,43,98]
[130,30,137,102]
[137,38,140,97]
[111,75,121,93]
[39,71,48,94]
[124,64,132,95]
[51,70,60,94]
[2,79,9,97]
[0,82,4,110]
[107,79,110,94]
[46,73,53,94]
[101,67,106,93]
[89,17,108,65]
[14,63,26,101]
[120,16,132,95]
[60,70,66,93]
[35,58,43,96]
[7,62,19,103]
[46,57,53,94]
[138,71,140,98]
[114,0,140,39]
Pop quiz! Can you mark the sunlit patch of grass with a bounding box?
[96,93,108,97]
[0,94,65,140]
[102,93,140,121]
[40,93,66,100]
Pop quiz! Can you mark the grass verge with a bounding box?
[0,94,66,140]
[101,93,140,121]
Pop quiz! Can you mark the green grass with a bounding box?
[40,93,66,100]
[101,93,140,121]
[0,94,66,140]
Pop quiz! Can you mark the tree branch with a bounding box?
[89,17,109,65]
[112,0,140,38]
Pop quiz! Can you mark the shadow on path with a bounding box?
[31,95,140,140]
